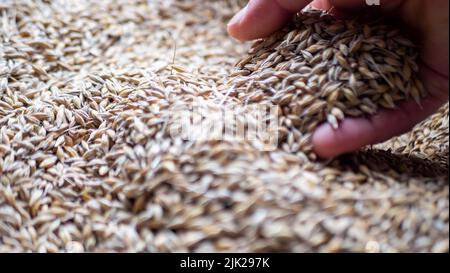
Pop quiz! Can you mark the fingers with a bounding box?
[228,0,312,41]
[227,0,292,41]
[226,0,375,41]
[312,64,449,158]
[312,97,444,158]
[227,0,409,41]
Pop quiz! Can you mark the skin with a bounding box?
[227,0,449,158]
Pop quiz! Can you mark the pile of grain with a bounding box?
[230,9,425,158]
[0,0,448,253]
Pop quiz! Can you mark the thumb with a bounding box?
[228,0,313,41]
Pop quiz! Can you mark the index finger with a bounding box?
[227,0,313,41]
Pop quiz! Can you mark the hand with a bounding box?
[228,0,449,158]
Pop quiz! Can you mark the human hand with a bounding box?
[228,0,449,158]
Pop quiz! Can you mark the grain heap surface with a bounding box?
[0,0,448,253]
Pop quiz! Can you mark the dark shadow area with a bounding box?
[334,148,449,179]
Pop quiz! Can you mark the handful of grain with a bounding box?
[230,9,425,157]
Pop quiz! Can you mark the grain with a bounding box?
[230,8,426,157]
[0,0,448,253]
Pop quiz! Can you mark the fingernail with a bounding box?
[228,6,247,27]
